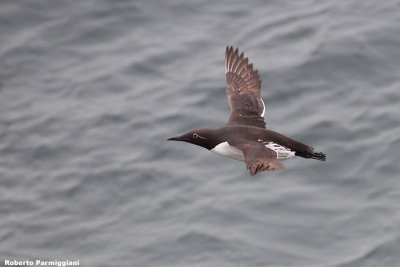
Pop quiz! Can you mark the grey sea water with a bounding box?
[1,0,400,266]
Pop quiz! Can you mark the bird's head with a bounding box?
[167,128,217,150]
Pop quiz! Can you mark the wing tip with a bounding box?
[225,45,239,73]
[225,45,259,76]
[225,45,234,73]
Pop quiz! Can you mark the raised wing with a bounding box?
[232,142,284,175]
[225,46,266,129]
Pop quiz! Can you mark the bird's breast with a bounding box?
[211,141,245,161]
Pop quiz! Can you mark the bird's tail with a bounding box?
[308,151,326,161]
[296,149,326,161]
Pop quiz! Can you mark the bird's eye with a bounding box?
[193,133,199,138]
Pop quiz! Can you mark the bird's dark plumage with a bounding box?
[168,46,326,175]
[225,46,266,129]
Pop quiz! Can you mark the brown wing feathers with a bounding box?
[234,142,285,175]
[225,47,261,95]
[225,46,266,128]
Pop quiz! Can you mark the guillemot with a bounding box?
[168,46,326,175]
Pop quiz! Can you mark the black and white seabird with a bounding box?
[168,46,326,175]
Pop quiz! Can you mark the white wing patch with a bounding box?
[260,99,265,117]
[265,142,295,160]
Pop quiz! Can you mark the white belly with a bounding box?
[211,141,295,161]
[211,141,245,161]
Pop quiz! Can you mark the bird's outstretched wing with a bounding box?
[232,141,284,175]
[225,46,266,129]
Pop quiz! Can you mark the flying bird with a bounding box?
[168,46,326,175]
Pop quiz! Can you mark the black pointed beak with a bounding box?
[167,136,189,141]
